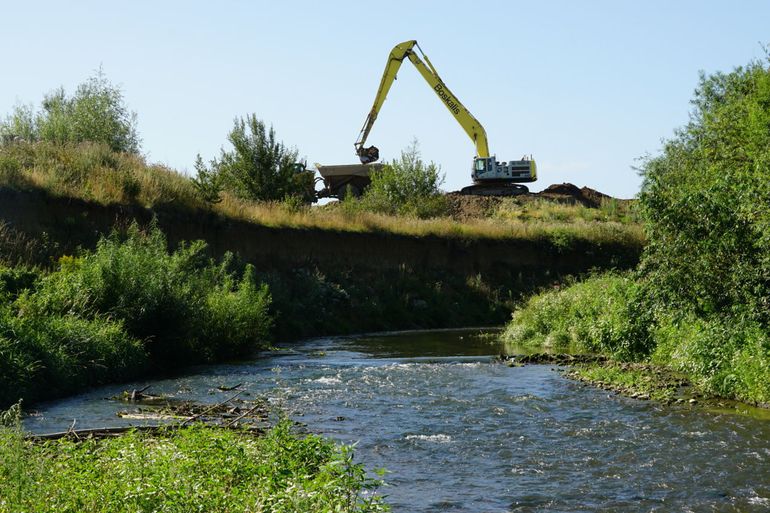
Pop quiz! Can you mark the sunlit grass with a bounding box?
[0,141,644,246]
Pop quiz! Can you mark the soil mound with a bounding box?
[446,182,618,219]
[537,182,612,208]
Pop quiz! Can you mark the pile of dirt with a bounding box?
[536,183,612,208]
[445,183,617,220]
[443,193,506,221]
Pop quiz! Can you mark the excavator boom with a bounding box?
[354,40,536,194]
[355,40,489,161]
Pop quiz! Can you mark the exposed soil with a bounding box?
[445,182,625,220]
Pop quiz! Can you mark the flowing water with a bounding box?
[26,330,770,512]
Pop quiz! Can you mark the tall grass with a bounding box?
[502,273,652,360]
[0,141,644,246]
[494,197,638,225]
[0,419,388,513]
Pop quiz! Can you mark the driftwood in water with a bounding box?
[27,391,268,442]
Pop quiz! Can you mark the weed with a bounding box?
[0,419,389,512]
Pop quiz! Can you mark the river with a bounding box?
[26,329,770,512]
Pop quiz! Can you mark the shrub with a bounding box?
[0,304,146,407]
[202,265,272,359]
[638,57,770,324]
[502,273,652,360]
[195,115,314,203]
[0,69,140,154]
[504,54,770,403]
[19,223,273,364]
[360,139,448,218]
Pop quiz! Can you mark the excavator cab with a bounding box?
[464,156,536,196]
[472,156,536,183]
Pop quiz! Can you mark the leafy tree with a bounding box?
[195,115,313,203]
[638,56,770,325]
[361,139,447,217]
[0,69,140,153]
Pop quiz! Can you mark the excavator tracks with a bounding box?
[459,183,530,197]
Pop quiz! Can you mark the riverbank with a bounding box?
[0,141,643,408]
[500,273,770,407]
[0,412,387,513]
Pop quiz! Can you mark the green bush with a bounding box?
[504,54,770,403]
[195,115,314,203]
[502,273,652,360]
[359,140,448,218]
[0,69,140,154]
[638,57,770,322]
[24,223,272,365]
[0,223,274,407]
[0,304,146,407]
[652,312,770,404]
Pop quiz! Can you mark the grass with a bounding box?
[0,141,644,246]
[0,418,388,513]
[494,196,638,225]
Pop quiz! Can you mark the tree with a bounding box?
[196,115,313,203]
[638,56,770,324]
[0,69,140,153]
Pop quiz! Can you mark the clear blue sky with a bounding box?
[2,1,768,198]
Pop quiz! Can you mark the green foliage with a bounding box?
[0,266,39,298]
[0,302,146,407]
[502,274,653,360]
[651,312,770,403]
[638,57,770,322]
[190,153,222,203]
[196,115,314,203]
[504,56,770,404]
[0,224,273,407]
[23,223,272,365]
[0,420,389,513]
[0,69,140,153]
[360,139,448,218]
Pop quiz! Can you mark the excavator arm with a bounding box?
[355,40,490,163]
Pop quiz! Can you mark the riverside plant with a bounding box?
[0,224,273,408]
[0,417,389,513]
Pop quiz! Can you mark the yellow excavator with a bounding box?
[355,40,537,196]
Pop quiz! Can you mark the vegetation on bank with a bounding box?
[348,139,448,219]
[0,415,388,513]
[0,225,272,408]
[0,138,643,245]
[503,56,770,405]
[192,114,315,204]
[0,71,643,410]
[0,71,641,246]
[0,69,139,154]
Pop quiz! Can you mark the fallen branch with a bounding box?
[180,390,244,426]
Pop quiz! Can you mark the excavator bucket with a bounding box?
[356,145,380,164]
